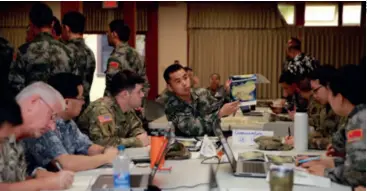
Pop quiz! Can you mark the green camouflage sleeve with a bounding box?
[84,50,96,103]
[104,58,122,97]
[133,51,150,95]
[331,117,348,154]
[87,105,143,148]
[324,110,366,187]
[8,50,26,95]
[126,112,147,138]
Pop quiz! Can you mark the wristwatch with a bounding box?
[31,167,46,178]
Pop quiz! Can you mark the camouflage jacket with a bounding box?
[285,92,309,112]
[8,32,78,94]
[0,135,27,182]
[77,97,146,148]
[309,104,347,150]
[307,95,323,128]
[164,88,222,137]
[22,119,92,173]
[65,38,96,108]
[104,42,149,96]
[325,104,366,187]
[285,53,320,76]
[0,37,16,92]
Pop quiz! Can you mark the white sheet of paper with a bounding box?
[232,130,274,146]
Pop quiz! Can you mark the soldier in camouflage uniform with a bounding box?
[284,37,320,76]
[8,3,78,95]
[23,73,117,173]
[162,64,239,137]
[61,11,96,110]
[78,70,149,148]
[300,64,366,187]
[104,19,149,96]
[0,36,16,93]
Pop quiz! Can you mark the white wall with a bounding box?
[84,35,106,102]
[158,2,188,93]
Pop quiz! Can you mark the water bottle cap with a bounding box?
[117,145,125,151]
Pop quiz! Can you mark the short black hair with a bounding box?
[278,70,299,85]
[0,94,23,128]
[184,67,192,72]
[109,19,130,42]
[288,37,301,51]
[47,73,83,99]
[308,65,337,86]
[163,64,185,83]
[110,70,145,96]
[62,11,85,34]
[329,64,366,105]
[29,3,53,28]
[52,16,62,36]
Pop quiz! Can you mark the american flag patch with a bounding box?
[98,115,112,123]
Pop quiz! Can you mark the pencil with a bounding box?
[288,126,291,137]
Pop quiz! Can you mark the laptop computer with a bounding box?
[212,120,269,178]
[91,129,173,191]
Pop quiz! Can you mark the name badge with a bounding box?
[232,130,274,146]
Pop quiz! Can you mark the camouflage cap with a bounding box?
[254,136,293,151]
[165,141,191,160]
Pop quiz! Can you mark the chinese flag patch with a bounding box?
[109,61,119,69]
[347,129,363,143]
[98,115,112,123]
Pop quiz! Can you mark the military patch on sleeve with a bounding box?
[347,128,363,143]
[109,61,119,69]
[98,114,113,124]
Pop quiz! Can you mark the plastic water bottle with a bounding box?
[113,145,130,191]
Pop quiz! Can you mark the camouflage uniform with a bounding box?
[22,119,92,173]
[65,38,96,109]
[331,117,349,155]
[285,92,309,112]
[164,88,222,137]
[285,53,320,76]
[156,88,170,105]
[0,37,16,92]
[8,32,78,95]
[0,135,27,182]
[77,96,146,148]
[104,42,149,96]
[308,104,347,150]
[324,104,366,187]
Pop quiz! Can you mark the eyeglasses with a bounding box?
[312,86,323,94]
[40,98,57,122]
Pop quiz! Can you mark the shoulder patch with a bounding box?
[98,114,113,124]
[109,61,119,69]
[347,128,363,143]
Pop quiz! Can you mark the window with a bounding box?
[278,4,295,25]
[343,4,362,26]
[305,4,338,26]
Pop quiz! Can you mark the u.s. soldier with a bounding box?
[299,64,366,188]
[104,19,149,97]
[61,11,96,110]
[77,70,149,148]
[162,64,239,137]
[8,3,78,95]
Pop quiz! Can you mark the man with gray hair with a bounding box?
[0,82,74,190]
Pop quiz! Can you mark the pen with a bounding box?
[298,156,320,164]
[55,161,63,171]
[288,126,291,137]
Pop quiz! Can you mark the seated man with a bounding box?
[78,70,150,148]
[207,73,231,103]
[284,66,346,150]
[0,82,74,190]
[23,73,118,173]
[298,64,365,187]
[162,63,239,137]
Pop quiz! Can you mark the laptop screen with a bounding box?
[212,119,237,172]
